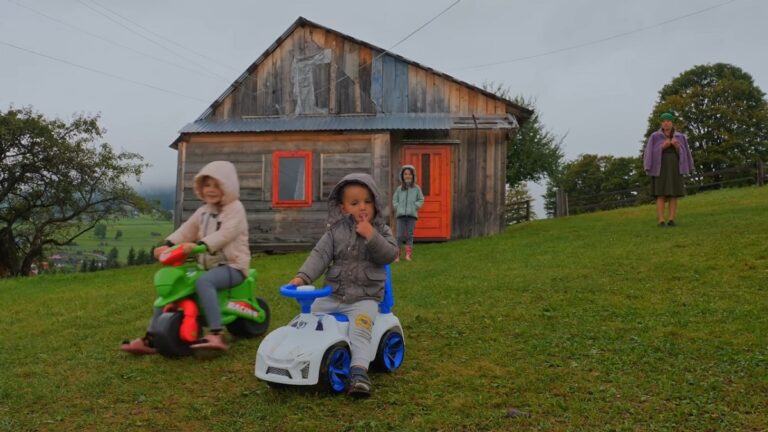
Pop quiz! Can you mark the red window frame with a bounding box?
[272,150,313,208]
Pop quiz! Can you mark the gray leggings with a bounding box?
[312,297,379,368]
[149,265,244,333]
[396,216,417,246]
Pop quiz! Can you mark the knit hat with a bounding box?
[659,112,675,121]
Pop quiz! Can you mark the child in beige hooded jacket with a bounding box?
[121,161,250,354]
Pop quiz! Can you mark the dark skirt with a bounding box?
[651,147,685,197]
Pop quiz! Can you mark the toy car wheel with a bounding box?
[226,298,271,338]
[153,311,197,357]
[372,328,405,372]
[317,342,350,394]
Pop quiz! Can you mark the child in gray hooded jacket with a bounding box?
[288,173,398,397]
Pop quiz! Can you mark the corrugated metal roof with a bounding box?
[179,114,455,134]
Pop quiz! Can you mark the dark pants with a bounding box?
[396,216,417,246]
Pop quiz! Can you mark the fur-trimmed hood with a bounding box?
[326,173,388,228]
[399,164,417,184]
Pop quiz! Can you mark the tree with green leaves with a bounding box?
[136,249,149,265]
[127,247,136,266]
[114,230,123,241]
[94,224,107,240]
[505,182,535,224]
[0,107,148,276]
[544,154,644,216]
[483,83,565,186]
[107,247,119,269]
[644,63,768,185]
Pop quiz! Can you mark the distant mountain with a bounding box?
[138,186,175,211]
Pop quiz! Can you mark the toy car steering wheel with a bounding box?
[279,284,332,313]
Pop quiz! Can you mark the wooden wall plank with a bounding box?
[328,32,339,114]
[393,59,409,113]
[358,46,374,114]
[370,52,383,113]
[449,82,461,113]
[459,85,469,115]
[408,66,427,113]
[382,55,396,113]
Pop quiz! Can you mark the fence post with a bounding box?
[757,160,765,186]
[555,189,569,217]
[526,200,531,221]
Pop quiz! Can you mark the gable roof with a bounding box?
[195,16,533,123]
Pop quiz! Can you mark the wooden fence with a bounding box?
[555,160,766,217]
[506,199,532,224]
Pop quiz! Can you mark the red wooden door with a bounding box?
[402,145,452,240]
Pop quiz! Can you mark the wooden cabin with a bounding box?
[170,17,532,252]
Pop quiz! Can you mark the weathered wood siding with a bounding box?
[177,132,391,250]
[448,129,508,238]
[389,129,508,240]
[210,24,508,120]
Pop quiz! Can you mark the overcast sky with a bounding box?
[2,0,766,212]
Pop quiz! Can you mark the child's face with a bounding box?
[201,177,223,205]
[661,119,673,131]
[403,169,414,183]
[340,184,375,223]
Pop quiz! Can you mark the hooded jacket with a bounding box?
[392,164,424,219]
[295,173,398,303]
[166,161,250,276]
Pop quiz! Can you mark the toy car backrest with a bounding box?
[379,265,394,314]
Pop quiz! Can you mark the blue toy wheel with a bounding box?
[372,328,405,372]
[317,342,350,394]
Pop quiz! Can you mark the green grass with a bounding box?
[2,187,767,431]
[56,216,172,266]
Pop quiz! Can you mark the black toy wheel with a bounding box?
[226,298,271,338]
[371,328,405,372]
[316,342,350,394]
[153,311,198,357]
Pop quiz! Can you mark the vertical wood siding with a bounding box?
[210,25,506,120]
[178,132,389,250]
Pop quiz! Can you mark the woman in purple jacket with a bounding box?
[643,112,694,227]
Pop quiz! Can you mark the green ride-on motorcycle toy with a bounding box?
[151,244,270,357]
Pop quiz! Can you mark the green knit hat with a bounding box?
[659,112,675,121]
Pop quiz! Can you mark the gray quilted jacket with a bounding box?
[295,173,398,303]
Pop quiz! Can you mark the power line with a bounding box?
[89,0,240,74]
[314,0,463,113]
[7,0,227,83]
[205,0,463,116]
[75,0,230,82]
[450,0,740,72]
[377,0,461,59]
[0,40,209,103]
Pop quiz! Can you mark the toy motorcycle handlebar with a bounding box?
[158,244,208,266]
[279,284,332,314]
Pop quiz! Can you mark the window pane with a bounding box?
[421,154,430,196]
[279,157,305,201]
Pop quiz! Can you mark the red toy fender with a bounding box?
[163,299,199,343]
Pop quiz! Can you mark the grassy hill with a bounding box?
[53,216,172,269]
[1,187,766,431]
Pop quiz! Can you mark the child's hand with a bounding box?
[355,216,374,240]
[154,246,169,259]
[288,277,305,286]
[180,242,196,254]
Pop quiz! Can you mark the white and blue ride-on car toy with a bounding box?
[255,265,405,393]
